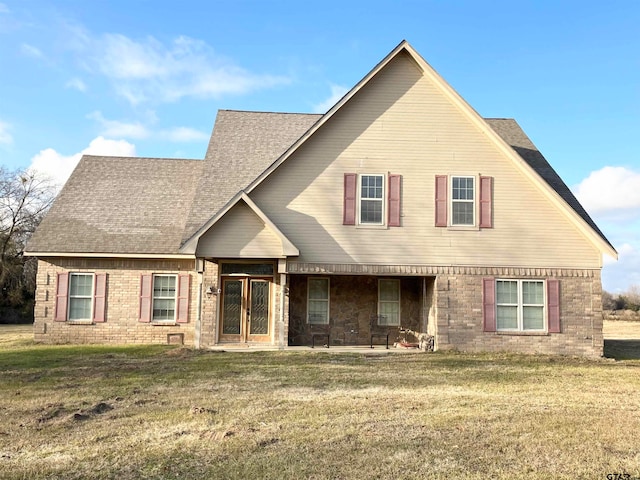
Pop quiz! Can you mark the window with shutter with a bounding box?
[435,175,493,228]
[343,173,402,227]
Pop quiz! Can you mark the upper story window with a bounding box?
[343,173,402,227]
[68,273,94,320]
[435,175,493,228]
[359,174,384,225]
[451,176,475,226]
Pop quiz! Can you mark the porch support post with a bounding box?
[278,259,287,350]
[194,258,205,349]
[279,273,287,349]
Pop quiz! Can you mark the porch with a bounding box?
[286,274,435,348]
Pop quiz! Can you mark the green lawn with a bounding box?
[1,325,640,479]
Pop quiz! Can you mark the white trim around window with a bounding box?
[358,174,385,225]
[68,272,95,321]
[450,175,476,226]
[378,279,400,326]
[152,274,177,322]
[307,277,330,324]
[496,279,546,332]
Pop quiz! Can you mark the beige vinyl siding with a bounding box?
[250,51,601,269]
[196,202,284,258]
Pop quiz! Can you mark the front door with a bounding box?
[219,278,271,343]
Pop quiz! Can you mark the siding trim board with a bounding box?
[286,262,600,277]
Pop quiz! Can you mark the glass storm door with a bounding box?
[219,278,271,343]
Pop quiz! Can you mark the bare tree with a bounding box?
[0,167,56,321]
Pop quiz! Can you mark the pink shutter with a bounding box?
[435,175,448,227]
[388,174,401,227]
[547,279,560,333]
[54,272,69,322]
[139,274,152,323]
[93,274,107,323]
[479,176,493,228]
[343,173,357,225]
[176,274,190,323]
[482,278,496,332]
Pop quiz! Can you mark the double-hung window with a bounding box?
[496,280,545,331]
[152,275,177,322]
[55,272,106,323]
[68,273,94,320]
[435,175,492,228]
[307,278,330,324]
[451,176,475,226]
[359,174,384,225]
[139,273,190,323]
[378,279,400,326]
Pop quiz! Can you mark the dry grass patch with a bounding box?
[1,325,640,479]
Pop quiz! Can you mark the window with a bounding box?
[435,175,492,228]
[308,278,329,324]
[451,176,475,226]
[139,274,189,323]
[378,279,400,326]
[152,275,177,321]
[496,280,545,331]
[343,173,401,227]
[360,174,384,224]
[54,272,106,323]
[68,273,94,320]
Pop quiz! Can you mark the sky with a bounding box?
[0,0,638,293]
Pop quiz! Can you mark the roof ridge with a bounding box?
[218,109,322,116]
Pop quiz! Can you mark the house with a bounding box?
[25,41,617,357]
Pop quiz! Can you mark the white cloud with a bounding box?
[0,120,12,145]
[89,34,290,105]
[28,136,136,189]
[313,84,349,113]
[87,111,149,139]
[66,77,87,92]
[20,43,43,58]
[574,166,640,219]
[162,127,209,142]
[603,241,640,293]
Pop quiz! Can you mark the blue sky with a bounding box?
[0,0,638,292]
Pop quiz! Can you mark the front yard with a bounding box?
[0,324,639,479]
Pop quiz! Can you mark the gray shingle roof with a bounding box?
[182,110,321,242]
[485,118,614,251]
[28,112,611,256]
[27,156,203,254]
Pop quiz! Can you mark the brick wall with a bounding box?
[34,258,198,345]
[436,268,604,357]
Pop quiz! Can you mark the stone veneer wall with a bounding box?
[288,275,426,346]
[435,268,604,357]
[34,258,198,345]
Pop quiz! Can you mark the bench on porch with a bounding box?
[370,315,397,349]
[309,315,330,348]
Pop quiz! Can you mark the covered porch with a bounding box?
[286,274,436,348]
